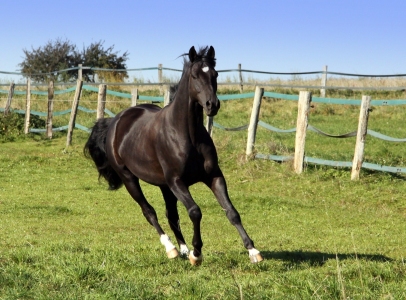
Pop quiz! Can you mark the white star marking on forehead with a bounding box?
[202,66,209,73]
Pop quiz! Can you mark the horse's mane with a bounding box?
[170,46,216,102]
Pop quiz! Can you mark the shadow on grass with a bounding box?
[261,250,392,267]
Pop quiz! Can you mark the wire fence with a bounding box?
[2,65,406,91]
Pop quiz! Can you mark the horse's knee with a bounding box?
[188,205,202,222]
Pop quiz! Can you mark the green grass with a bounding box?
[1,90,406,299]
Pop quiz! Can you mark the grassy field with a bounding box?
[1,85,406,299]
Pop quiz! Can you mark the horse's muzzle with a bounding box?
[204,97,220,117]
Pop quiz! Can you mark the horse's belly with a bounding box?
[127,159,167,186]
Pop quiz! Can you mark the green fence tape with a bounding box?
[29,125,69,133]
[213,122,248,131]
[258,120,296,133]
[82,85,99,93]
[104,108,116,117]
[55,87,77,95]
[255,153,292,162]
[370,99,406,106]
[304,156,353,168]
[312,97,360,105]
[361,162,406,173]
[78,106,96,113]
[8,109,25,114]
[264,91,299,101]
[138,95,164,102]
[107,90,131,98]
[30,110,47,117]
[367,130,406,142]
[53,109,71,116]
[75,123,91,133]
[257,120,406,142]
[256,154,406,174]
[217,92,254,100]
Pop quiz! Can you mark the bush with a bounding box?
[0,112,45,142]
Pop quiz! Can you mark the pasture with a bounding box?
[1,89,406,299]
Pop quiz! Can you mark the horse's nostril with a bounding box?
[206,100,212,109]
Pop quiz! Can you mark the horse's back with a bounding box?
[113,104,162,138]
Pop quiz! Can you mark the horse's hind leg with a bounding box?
[120,172,179,259]
[205,173,263,263]
[160,186,189,257]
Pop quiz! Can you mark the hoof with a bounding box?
[250,253,264,263]
[189,251,203,266]
[167,248,179,259]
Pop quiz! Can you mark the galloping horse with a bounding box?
[84,46,263,265]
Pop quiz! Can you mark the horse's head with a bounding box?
[188,46,220,117]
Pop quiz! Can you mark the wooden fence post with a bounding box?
[164,88,171,107]
[97,84,107,119]
[4,83,15,115]
[246,86,264,159]
[206,116,213,137]
[320,65,328,98]
[238,63,243,93]
[158,64,163,95]
[294,91,312,174]
[78,64,83,81]
[131,88,138,107]
[24,78,31,134]
[351,95,371,180]
[46,81,54,139]
[66,80,83,148]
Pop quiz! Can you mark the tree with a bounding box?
[19,38,77,83]
[76,41,129,82]
[19,39,129,83]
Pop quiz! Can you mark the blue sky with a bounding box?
[2,0,405,82]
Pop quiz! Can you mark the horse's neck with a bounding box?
[168,77,204,145]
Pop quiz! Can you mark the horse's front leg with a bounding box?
[205,171,263,263]
[167,178,203,265]
[160,186,190,258]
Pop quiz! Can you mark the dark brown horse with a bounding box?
[84,46,262,265]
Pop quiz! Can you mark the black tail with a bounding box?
[84,118,123,190]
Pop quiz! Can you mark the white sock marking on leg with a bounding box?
[180,244,189,256]
[248,248,260,256]
[160,234,176,252]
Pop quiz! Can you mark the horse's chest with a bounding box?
[181,146,216,180]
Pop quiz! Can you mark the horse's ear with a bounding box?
[207,46,215,59]
[188,46,197,62]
